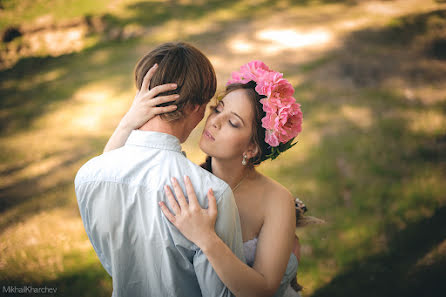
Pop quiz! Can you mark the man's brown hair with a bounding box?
[134,42,217,121]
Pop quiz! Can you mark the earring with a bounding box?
[242,154,247,166]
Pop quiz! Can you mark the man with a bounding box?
[75,42,245,297]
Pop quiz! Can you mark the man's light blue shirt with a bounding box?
[75,130,245,297]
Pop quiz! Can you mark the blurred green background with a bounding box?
[1,0,445,296]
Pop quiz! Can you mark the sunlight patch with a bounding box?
[407,110,446,135]
[67,84,130,133]
[363,1,400,16]
[229,38,255,53]
[341,105,373,129]
[256,28,333,54]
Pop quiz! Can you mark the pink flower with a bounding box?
[261,100,303,146]
[261,111,276,130]
[227,71,251,84]
[227,60,270,85]
[241,60,270,76]
[276,102,303,143]
[260,98,277,114]
[272,79,294,99]
[260,96,295,115]
[255,71,294,100]
[265,129,280,147]
[255,71,283,97]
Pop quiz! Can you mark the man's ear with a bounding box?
[184,104,201,114]
[192,104,201,113]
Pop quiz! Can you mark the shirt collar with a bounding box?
[125,130,182,153]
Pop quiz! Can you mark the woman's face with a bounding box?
[199,89,256,161]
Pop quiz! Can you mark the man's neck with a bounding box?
[139,117,185,143]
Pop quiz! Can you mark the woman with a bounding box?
[105,61,303,297]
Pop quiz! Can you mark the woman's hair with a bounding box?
[134,42,217,121]
[200,81,273,172]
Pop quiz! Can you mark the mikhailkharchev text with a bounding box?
[3,285,57,294]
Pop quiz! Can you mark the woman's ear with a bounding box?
[245,143,259,160]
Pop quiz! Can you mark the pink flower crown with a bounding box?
[227,61,303,160]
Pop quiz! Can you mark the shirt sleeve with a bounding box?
[74,180,113,276]
[272,253,298,297]
[193,186,246,297]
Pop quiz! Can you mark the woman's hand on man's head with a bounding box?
[120,63,179,130]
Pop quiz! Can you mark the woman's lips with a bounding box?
[203,129,215,141]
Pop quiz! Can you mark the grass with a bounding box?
[1,0,446,296]
[0,0,111,29]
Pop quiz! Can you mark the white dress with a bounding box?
[243,238,302,297]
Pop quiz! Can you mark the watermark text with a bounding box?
[2,285,58,294]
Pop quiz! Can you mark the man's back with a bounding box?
[75,130,245,297]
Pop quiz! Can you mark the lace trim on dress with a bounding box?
[243,238,258,267]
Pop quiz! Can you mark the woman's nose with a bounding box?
[210,114,221,129]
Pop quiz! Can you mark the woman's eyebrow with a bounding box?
[231,112,245,125]
[221,100,245,125]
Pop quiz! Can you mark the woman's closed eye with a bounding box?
[212,103,240,128]
[229,120,239,128]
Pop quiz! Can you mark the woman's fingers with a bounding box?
[159,201,176,224]
[145,94,179,107]
[141,64,158,91]
[153,105,177,114]
[184,176,200,210]
[164,185,181,215]
[163,177,216,221]
[171,177,188,210]
[159,178,218,248]
[207,188,217,217]
[148,83,177,98]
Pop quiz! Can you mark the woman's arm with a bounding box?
[103,64,179,152]
[159,176,296,297]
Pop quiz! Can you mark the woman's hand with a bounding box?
[103,64,179,152]
[159,176,218,249]
[120,63,179,130]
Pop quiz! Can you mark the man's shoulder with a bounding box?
[177,157,230,197]
[74,149,122,186]
[75,155,100,186]
[74,148,230,194]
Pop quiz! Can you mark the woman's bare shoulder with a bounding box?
[258,174,294,209]
[255,174,296,230]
